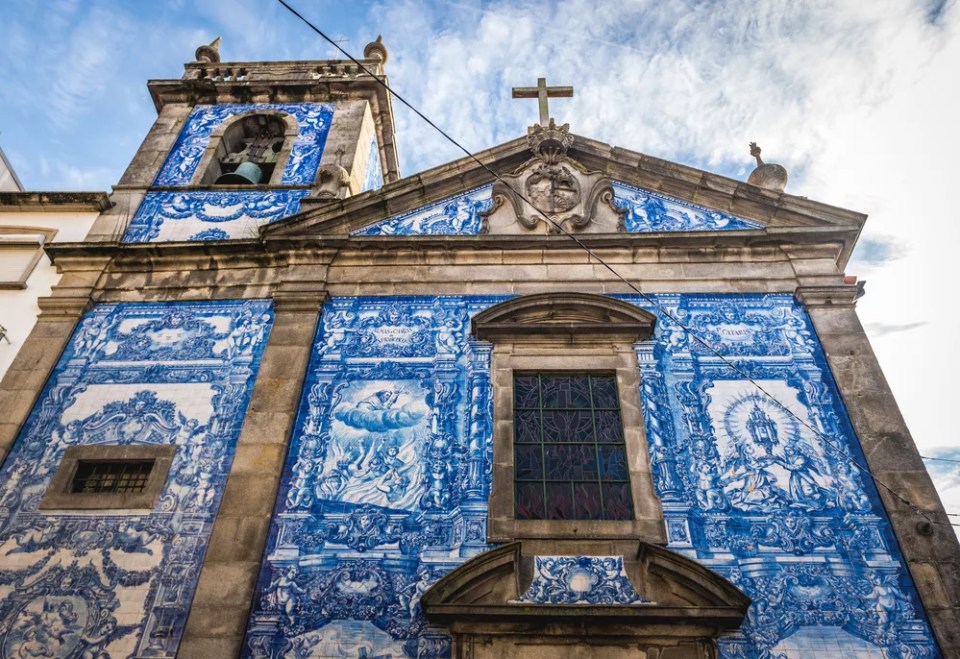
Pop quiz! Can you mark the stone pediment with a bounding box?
[470,292,657,343]
[262,128,866,263]
[422,542,750,658]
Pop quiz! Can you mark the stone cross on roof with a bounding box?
[512,78,574,126]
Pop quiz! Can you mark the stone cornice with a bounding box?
[795,284,861,307]
[272,289,328,313]
[44,227,852,270]
[0,192,111,213]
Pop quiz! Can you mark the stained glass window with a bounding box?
[514,373,634,520]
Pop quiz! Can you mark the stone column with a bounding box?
[0,258,108,464]
[178,291,325,658]
[798,285,960,657]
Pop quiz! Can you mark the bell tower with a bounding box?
[88,37,399,243]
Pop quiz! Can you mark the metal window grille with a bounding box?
[71,460,154,494]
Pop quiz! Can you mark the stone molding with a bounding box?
[795,284,860,307]
[475,293,664,544]
[261,131,865,269]
[0,191,111,212]
[40,444,177,511]
[146,63,400,184]
[271,288,328,313]
[191,109,301,187]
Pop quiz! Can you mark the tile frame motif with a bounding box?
[612,181,764,232]
[122,189,309,243]
[153,103,334,187]
[626,293,937,658]
[352,182,763,237]
[0,299,274,658]
[514,555,648,605]
[352,186,494,236]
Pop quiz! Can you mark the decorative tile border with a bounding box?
[352,186,494,236]
[244,296,503,659]
[613,181,763,232]
[352,182,761,237]
[154,103,333,186]
[123,190,308,243]
[240,293,936,658]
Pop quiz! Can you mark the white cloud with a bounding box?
[369,0,960,517]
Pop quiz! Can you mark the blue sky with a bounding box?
[2,0,959,517]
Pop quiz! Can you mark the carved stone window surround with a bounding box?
[472,293,665,543]
[40,445,177,511]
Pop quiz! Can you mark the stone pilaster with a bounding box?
[177,289,325,658]
[798,285,960,657]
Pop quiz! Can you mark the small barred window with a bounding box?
[71,460,154,494]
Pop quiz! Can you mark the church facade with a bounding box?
[0,40,957,659]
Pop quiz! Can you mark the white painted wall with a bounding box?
[0,211,99,380]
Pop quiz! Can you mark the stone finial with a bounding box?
[363,35,389,64]
[747,142,788,192]
[312,164,351,200]
[527,119,574,165]
[195,37,221,64]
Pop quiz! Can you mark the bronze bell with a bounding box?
[215,161,263,185]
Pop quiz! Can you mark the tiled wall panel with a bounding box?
[0,300,274,657]
[245,293,937,658]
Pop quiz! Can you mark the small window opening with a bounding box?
[214,114,287,185]
[71,460,154,494]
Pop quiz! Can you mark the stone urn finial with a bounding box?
[747,142,788,192]
[195,37,221,64]
[363,35,388,64]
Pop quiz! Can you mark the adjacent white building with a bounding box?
[0,191,110,380]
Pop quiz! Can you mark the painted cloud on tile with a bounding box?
[245,296,503,659]
[630,293,936,657]
[244,293,936,658]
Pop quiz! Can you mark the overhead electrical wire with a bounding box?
[275,0,954,529]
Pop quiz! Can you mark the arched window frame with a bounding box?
[471,292,666,543]
[192,110,301,187]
